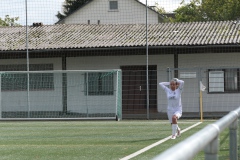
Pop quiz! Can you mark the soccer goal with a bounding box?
[0,69,122,120]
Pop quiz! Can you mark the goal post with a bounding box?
[0,69,122,120]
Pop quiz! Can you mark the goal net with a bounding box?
[0,70,122,120]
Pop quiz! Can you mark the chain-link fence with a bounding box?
[0,0,239,120]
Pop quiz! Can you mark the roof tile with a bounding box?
[0,21,239,51]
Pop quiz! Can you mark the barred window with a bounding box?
[208,69,239,93]
[85,72,113,95]
[0,64,54,91]
[109,0,118,10]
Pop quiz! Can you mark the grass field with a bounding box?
[0,120,234,160]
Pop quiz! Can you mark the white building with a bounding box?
[0,21,240,119]
[56,0,165,24]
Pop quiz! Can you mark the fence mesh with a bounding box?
[0,70,122,120]
[0,0,239,120]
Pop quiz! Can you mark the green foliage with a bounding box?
[201,0,240,21]
[154,2,166,14]
[0,15,20,27]
[56,0,90,21]
[173,0,204,22]
[173,0,240,22]
[154,2,173,22]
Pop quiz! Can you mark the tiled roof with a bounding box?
[0,21,239,51]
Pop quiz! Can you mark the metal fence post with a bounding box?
[167,67,171,82]
[153,107,240,160]
[204,136,219,160]
[239,118,240,160]
[229,119,238,160]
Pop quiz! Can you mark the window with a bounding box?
[0,64,54,91]
[109,0,118,10]
[208,69,239,93]
[180,72,196,78]
[225,69,238,91]
[209,70,224,92]
[85,72,113,95]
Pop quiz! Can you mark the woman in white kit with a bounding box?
[159,78,184,139]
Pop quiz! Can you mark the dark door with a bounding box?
[121,65,157,115]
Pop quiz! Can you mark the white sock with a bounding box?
[172,124,178,135]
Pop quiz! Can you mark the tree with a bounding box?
[201,0,240,21]
[173,0,204,22]
[154,2,166,14]
[0,15,20,26]
[154,2,173,22]
[173,0,240,22]
[56,0,90,21]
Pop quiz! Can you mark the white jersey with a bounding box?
[159,80,184,113]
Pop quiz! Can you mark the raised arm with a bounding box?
[176,79,184,90]
[159,82,170,90]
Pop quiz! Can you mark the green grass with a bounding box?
[0,120,233,160]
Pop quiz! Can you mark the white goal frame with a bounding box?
[0,70,122,121]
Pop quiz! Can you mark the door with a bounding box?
[121,65,157,115]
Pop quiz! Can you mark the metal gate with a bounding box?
[167,67,203,118]
[166,67,239,118]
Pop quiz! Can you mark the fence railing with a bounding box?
[153,106,240,160]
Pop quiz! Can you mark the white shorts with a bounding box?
[167,111,182,123]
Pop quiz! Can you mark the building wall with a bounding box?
[1,52,239,116]
[67,54,174,114]
[178,52,240,113]
[59,0,159,24]
[0,58,62,112]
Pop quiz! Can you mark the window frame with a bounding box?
[0,64,54,91]
[85,72,114,96]
[109,0,118,11]
[208,68,240,93]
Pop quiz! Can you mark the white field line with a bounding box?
[120,122,202,160]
